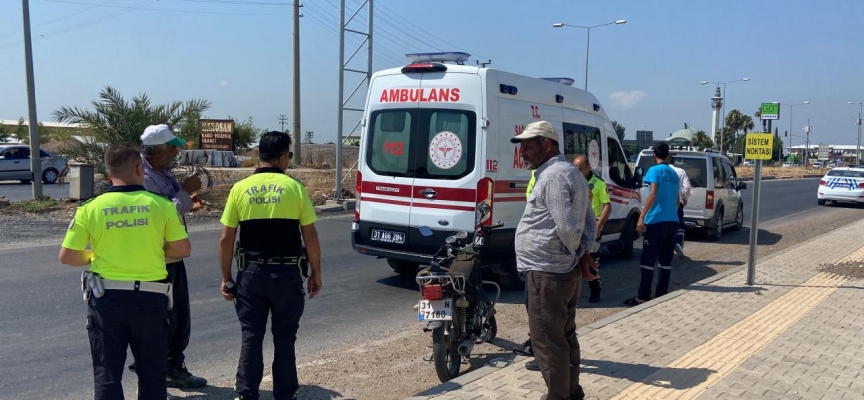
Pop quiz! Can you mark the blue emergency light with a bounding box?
[405,52,471,65]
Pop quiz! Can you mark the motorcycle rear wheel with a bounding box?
[432,321,461,382]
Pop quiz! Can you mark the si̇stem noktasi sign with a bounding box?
[745,133,774,160]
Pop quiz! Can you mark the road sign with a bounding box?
[760,103,780,120]
[818,143,830,160]
[744,133,774,160]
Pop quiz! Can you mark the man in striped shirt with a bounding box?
[512,120,598,400]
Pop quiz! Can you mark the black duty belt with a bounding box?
[247,256,301,265]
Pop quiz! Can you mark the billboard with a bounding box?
[199,119,234,151]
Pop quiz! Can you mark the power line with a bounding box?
[35,0,292,14]
[0,0,117,40]
[168,0,291,6]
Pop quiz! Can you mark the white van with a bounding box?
[351,52,644,289]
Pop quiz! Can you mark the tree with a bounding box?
[53,86,211,175]
[14,117,52,145]
[231,116,263,150]
[724,109,754,153]
[692,129,714,149]
[611,120,626,141]
[0,124,12,143]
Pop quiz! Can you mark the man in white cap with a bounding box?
[130,124,207,388]
[512,120,598,400]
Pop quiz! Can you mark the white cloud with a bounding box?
[607,91,646,109]
[219,80,230,87]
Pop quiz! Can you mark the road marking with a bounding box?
[609,246,863,400]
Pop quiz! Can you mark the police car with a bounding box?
[817,166,864,205]
[351,52,644,289]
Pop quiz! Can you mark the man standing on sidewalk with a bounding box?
[625,143,680,306]
[135,124,208,388]
[667,153,691,258]
[574,155,610,303]
[512,121,598,400]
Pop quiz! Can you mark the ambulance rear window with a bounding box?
[366,109,476,179]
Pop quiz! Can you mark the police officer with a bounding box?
[218,131,322,400]
[59,143,191,400]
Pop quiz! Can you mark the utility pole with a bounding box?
[22,0,42,199]
[805,119,811,169]
[278,114,288,132]
[292,0,302,165]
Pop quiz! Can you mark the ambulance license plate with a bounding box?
[417,299,453,321]
[371,229,405,244]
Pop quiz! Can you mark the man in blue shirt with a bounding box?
[625,142,680,306]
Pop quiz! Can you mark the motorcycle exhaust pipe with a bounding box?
[457,339,475,357]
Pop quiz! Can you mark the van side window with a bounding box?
[713,158,728,188]
[368,111,412,176]
[723,161,736,187]
[606,137,633,187]
[562,122,602,167]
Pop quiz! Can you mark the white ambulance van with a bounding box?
[351,52,644,289]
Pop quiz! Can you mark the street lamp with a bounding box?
[700,78,750,153]
[849,102,863,165]
[552,19,626,90]
[781,101,810,164]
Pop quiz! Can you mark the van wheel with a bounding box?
[387,259,418,274]
[498,252,524,291]
[707,211,723,241]
[617,217,637,260]
[732,203,744,231]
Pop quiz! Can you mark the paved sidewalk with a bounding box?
[410,218,864,400]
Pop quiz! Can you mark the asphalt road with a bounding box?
[0,178,829,398]
[0,181,69,201]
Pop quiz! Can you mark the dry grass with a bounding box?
[735,166,826,178]
[0,198,66,214]
[198,169,357,209]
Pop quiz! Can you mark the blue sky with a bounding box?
[2,0,863,147]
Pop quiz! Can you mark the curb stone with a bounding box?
[407,221,850,399]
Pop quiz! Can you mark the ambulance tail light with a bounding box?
[355,171,362,221]
[475,178,493,228]
[401,63,447,74]
[705,191,715,210]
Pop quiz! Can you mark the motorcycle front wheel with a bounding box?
[432,320,461,382]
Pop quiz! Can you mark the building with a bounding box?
[788,144,864,164]
[622,130,654,149]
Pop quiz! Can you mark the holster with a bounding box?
[235,241,246,272]
[299,246,309,279]
[81,270,105,300]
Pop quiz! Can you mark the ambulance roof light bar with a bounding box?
[540,77,576,87]
[405,52,471,65]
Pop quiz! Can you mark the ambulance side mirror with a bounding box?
[633,167,644,187]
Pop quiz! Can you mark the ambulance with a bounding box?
[351,52,644,289]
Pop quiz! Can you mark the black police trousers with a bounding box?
[234,262,305,400]
[166,260,191,369]
[87,289,169,400]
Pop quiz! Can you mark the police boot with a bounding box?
[166,363,207,388]
[588,280,602,303]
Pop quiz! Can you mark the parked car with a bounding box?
[742,160,754,167]
[828,162,838,168]
[817,166,864,206]
[636,148,747,241]
[0,144,68,184]
[812,161,823,168]
[782,162,793,168]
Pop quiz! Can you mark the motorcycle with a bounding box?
[414,221,503,383]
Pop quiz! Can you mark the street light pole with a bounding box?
[552,20,626,91]
[783,101,811,164]
[22,0,42,200]
[849,102,863,165]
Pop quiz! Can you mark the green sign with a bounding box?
[760,103,780,120]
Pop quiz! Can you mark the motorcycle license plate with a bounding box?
[417,299,453,321]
